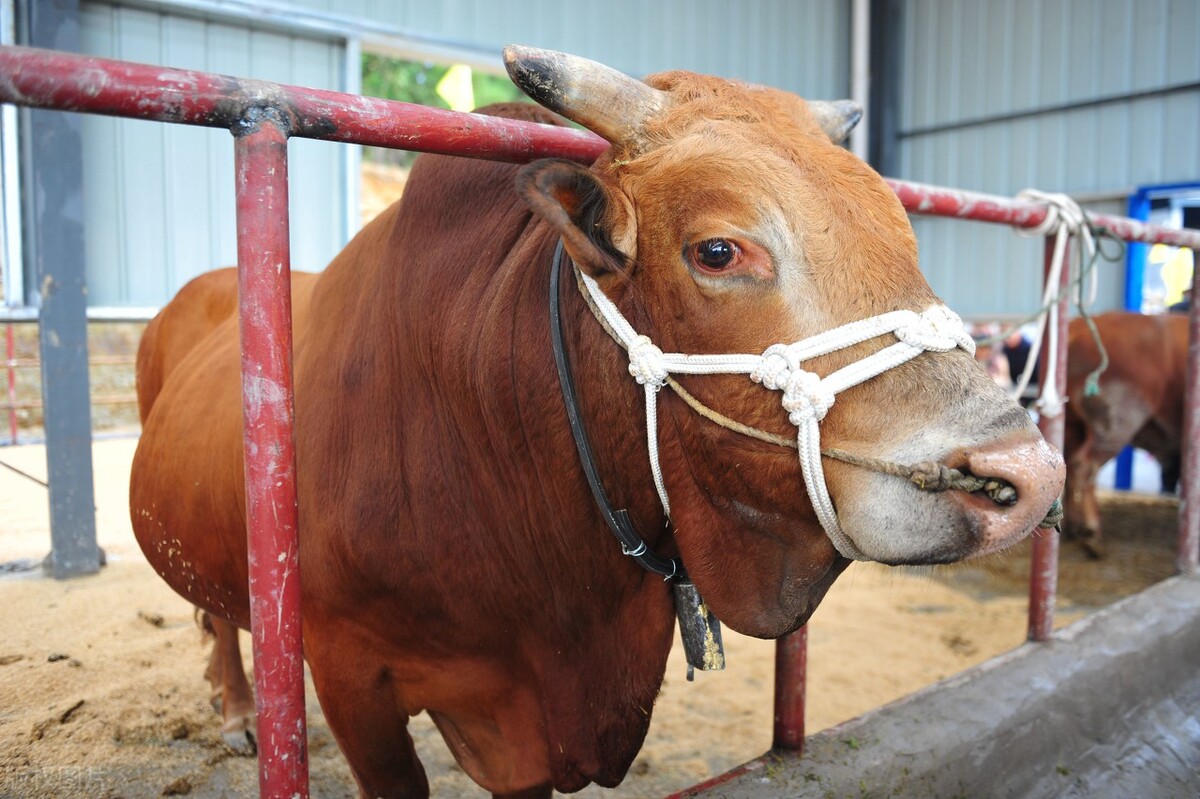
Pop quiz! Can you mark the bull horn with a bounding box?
[806,99,863,144]
[503,45,667,146]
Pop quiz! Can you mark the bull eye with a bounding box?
[691,238,739,271]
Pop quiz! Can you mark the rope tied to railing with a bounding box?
[1008,190,1124,414]
[1012,190,1091,417]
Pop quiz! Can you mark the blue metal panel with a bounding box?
[23,0,101,578]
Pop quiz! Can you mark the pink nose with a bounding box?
[947,434,1066,557]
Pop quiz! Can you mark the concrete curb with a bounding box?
[677,574,1200,799]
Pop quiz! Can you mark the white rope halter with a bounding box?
[1012,189,1099,418]
[575,266,975,561]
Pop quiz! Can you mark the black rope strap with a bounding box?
[549,242,684,580]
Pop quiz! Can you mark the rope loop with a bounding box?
[622,540,648,557]
[782,369,835,424]
[750,343,795,390]
[1017,189,1088,239]
[1009,188,1105,419]
[628,335,668,387]
[896,306,976,354]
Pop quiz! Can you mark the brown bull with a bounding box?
[131,47,1063,797]
[1062,311,1188,557]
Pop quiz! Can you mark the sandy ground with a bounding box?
[0,438,1179,798]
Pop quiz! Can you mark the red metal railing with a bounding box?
[1,44,1198,796]
[3,351,139,445]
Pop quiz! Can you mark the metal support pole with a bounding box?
[772,624,807,752]
[234,110,309,799]
[21,0,98,579]
[5,322,16,444]
[1028,236,1068,641]
[1177,267,1200,574]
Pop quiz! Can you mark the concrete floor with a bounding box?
[683,575,1200,799]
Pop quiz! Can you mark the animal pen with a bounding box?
[1,44,1198,798]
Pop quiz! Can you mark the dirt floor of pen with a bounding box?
[0,436,1180,798]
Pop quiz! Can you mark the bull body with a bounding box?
[132,48,1062,797]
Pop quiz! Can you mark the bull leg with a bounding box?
[1161,453,1182,495]
[306,630,429,799]
[199,611,257,754]
[1062,428,1105,558]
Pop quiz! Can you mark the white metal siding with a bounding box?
[285,0,851,100]
[79,2,346,308]
[898,0,1199,318]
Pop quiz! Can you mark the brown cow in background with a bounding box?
[1062,311,1188,557]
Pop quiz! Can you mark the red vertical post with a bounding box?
[772,624,807,752]
[1177,268,1200,574]
[234,110,309,799]
[1028,236,1068,641]
[5,323,17,444]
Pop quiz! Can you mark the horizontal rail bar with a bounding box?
[7,355,135,367]
[1,46,1195,251]
[0,46,607,165]
[886,178,1200,249]
[3,395,137,410]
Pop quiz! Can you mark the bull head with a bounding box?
[505,45,1064,638]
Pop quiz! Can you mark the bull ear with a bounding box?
[516,159,634,279]
[806,99,863,144]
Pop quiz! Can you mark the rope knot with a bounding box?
[907,461,958,491]
[782,369,835,425]
[627,335,668,387]
[1016,189,1088,238]
[896,306,975,355]
[751,344,795,390]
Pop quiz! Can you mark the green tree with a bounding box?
[361,54,528,165]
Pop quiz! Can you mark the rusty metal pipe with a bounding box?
[772,625,807,751]
[0,45,606,165]
[234,110,309,799]
[3,45,1199,250]
[1179,270,1200,574]
[1028,236,1069,642]
[886,178,1200,249]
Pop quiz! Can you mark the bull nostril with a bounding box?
[954,468,1064,528]
[967,473,1018,506]
[963,436,1066,502]
[944,434,1067,555]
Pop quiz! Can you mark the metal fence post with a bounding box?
[234,109,309,799]
[1028,236,1069,641]
[1178,267,1200,574]
[772,624,807,752]
[5,323,16,443]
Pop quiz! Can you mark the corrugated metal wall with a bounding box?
[77,2,346,309]
[287,0,851,100]
[896,0,1200,318]
[71,0,850,310]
